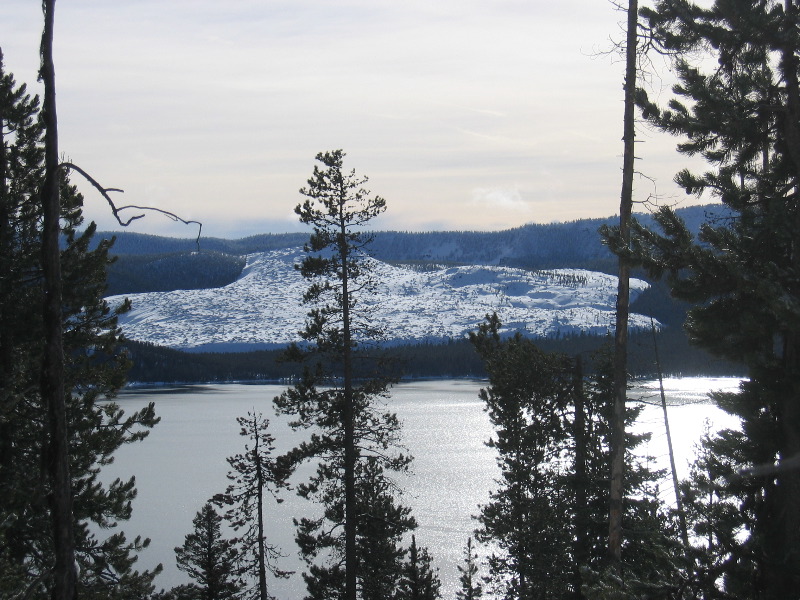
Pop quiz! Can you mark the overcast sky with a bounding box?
[2,0,703,238]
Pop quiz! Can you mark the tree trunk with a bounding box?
[40,2,77,599]
[609,0,637,571]
[339,205,357,600]
[254,416,268,600]
[572,355,588,599]
[772,3,800,596]
[651,320,689,547]
[773,362,800,598]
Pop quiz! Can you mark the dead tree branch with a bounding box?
[59,161,203,250]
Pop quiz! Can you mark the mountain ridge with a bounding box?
[101,204,727,297]
[101,204,728,352]
[100,204,725,261]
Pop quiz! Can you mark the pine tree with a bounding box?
[38,3,77,595]
[213,412,289,600]
[470,316,678,599]
[174,504,242,600]
[622,1,800,597]
[455,538,482,600]
[397,535,441,600]
[357,457,416,600]
[0,61,161,599]
[470,314,574,598]
[274,149,418,599]
[678,426,753,599]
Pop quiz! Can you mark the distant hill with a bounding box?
[106,248,653,351]
[369,201,725,270]
[96,203,744,379]
[100,204,728,295]
[99,231,309,256]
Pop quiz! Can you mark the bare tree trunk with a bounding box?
[651,320,689,547]
[609,0,637,572]
[254,419,268,600]
[339,203,357,600]
[572,355,588,600]
[40,1,77,599]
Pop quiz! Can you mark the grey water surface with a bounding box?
[102,377,740,599]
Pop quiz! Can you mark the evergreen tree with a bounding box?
[39,3,77,595]
[357,457,416,600]
[470,316,678,599]
[397,535,441,600]
[470,315,575,599]
[615,1,800,597]
[0,61,161,599]
[174,503,242,600]
[152,585,199,600]
[213,412,289,600]
[274,149,419,599]
[678,426,753,599]
[455,538,482,600]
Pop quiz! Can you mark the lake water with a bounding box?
[102,377,741,599]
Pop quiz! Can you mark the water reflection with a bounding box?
[101,378,741,599]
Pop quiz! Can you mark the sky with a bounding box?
[2,0,705,239]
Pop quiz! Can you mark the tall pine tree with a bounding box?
[274,150,423,600]
[621,1,800,597]
[0,61,161,599]
[213,412,289,600]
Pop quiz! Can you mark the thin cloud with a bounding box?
[471,187,531,213]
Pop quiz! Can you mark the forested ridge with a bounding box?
[124,326,742,385]
[101,203,721,264]
[107,251,246,295]
[101,204,725,295]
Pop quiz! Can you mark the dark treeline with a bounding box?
[124,327,742,385]
[106,251,246,295]
[97,230,308,256]
[99,203,727,276]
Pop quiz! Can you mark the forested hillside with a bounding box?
[100,231,308,256]
[107,251,246,295]
[101,204,726,295]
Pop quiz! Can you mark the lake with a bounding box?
[102,377,741,599]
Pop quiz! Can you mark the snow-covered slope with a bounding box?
[107,248,653,351]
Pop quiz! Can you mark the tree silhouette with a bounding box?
[175,503,242,600]
[455,538,482,600]
[213,412,290,600]
[275,149,419,599]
